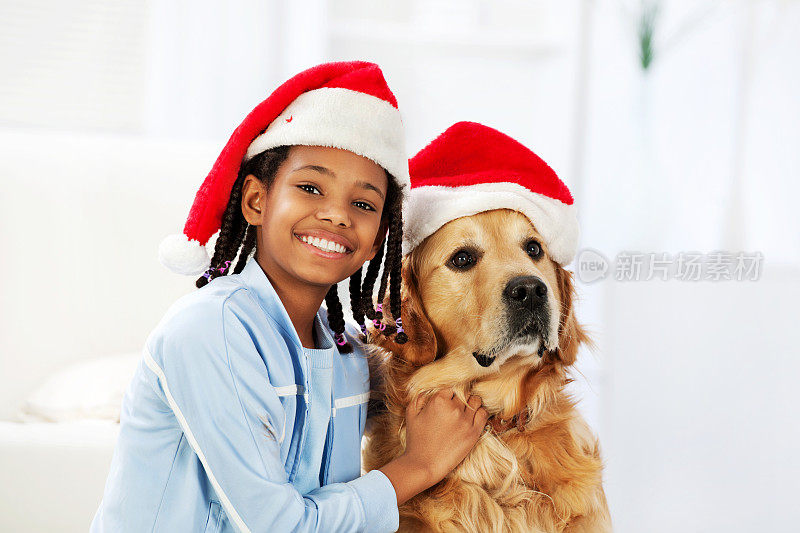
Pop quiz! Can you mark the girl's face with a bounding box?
[242,145,389,289]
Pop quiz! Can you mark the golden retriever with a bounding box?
[363,208,612,532]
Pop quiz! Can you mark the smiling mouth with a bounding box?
[294,233,353,255]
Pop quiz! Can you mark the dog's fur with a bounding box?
[363,209,611,532]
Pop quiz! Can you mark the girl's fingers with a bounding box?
[473,406,489,427]
[464,395,487,426]
[436,388,454,401]
[408,392,432,417]
[414,395,424,410]
[466,395,482,411]
[406,396,419,418]
[408,389,481,419]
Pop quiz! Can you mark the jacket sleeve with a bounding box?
[143,297,399,533]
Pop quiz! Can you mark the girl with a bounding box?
[91,61,487,533]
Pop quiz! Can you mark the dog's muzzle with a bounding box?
[503,275,552,357]
[472,276,552,368]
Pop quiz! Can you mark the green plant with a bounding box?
[637,0,660,70]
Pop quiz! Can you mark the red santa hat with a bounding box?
[159,60,409,275]
[403,121,578,265]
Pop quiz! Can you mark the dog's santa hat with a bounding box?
[159,60,409,275]
[403,121,578,265]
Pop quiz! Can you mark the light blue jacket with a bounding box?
[91,257,399,532]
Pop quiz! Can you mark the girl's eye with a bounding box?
[450,250,476,270]
[526,240,543,259]
[297,184,321,194]
[353,201,376,212]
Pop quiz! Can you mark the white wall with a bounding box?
[581,0,800,261]
[600,265,800,532]
[579,3,800,530]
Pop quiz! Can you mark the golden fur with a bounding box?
[363,209,612,532]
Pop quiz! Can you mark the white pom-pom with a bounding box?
[158,233,211,275]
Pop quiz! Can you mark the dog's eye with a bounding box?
[525,240,543,259]
[450,250,475,270]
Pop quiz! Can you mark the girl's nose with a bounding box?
[315,201,351,228]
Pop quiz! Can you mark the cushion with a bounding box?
[18,352,140,423]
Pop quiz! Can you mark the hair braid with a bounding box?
[376,202,406,343]
[349,267,363,328]
[233,224,257,274]
[387,206,404,326]
[352,181,406,345]
[194,147,290,288]
[360,241,385,322]
[196,173,246,288]
[325,284,353,353]
[376,253,391,318]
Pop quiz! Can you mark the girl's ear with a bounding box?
[376,256,438,366]
[241,174,265,225]
[552,267,592,366]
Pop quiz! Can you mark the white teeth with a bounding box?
[300,235,347,254]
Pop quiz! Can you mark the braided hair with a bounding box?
[195,146,407,353]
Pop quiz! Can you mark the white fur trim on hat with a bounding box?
[158,233,212,276]
[402,182,579,265]
[245,87,409,192]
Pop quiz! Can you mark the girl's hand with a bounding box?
[403,389,488,484]
[378,388,488,504]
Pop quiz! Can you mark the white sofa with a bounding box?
[0,129,220,532]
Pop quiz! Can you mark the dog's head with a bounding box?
[379,209,588,375]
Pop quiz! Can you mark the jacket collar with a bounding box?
[239,256,334,350]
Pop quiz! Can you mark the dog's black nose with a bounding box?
[503,276,547,310]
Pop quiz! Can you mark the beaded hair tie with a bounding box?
[202,260,232,281]
[372,303,386,331]
[370,304,408,344]
[394,316,408,344]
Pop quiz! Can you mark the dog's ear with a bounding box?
[553,266,592,366]
[379,256,438,366]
